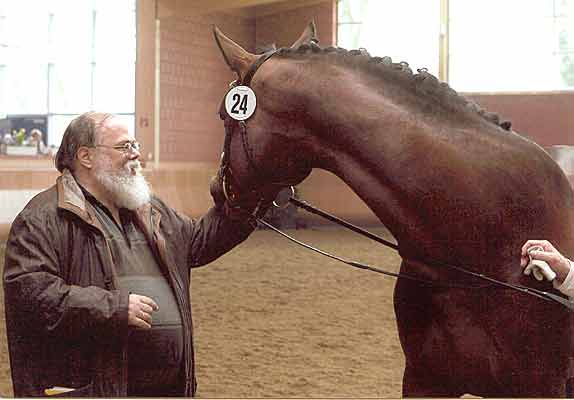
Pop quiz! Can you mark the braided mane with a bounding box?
[274,43,512,131]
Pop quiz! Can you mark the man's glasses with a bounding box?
[96,141,141,154]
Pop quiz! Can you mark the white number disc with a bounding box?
[225,86,257,121]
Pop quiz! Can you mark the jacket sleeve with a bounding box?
[552,260,574,298]
[186,205,256,268]
[152,197,255,269]
[3,212,129,343]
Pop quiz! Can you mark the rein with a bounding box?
[216,47,574,313]
[262,196,574,311]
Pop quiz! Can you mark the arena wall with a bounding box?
[468,92,574,146]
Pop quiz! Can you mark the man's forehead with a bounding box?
[99,117,134,140]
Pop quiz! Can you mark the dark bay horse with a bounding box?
[213,22,574,397]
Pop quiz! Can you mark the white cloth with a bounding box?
[523,245,557,281]
[524,259,557,281]
[553,260,574,298]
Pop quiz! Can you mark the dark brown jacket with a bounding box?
[3,170,254,397]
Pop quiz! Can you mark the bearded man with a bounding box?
[3,112,268,397]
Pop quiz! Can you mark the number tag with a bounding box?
[225,86,257,121]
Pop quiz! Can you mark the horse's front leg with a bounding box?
[393,262,501,398]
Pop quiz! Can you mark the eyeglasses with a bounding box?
[95,141,141,154]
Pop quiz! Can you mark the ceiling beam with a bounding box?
[157,0,287,18]
[251,0,331,18]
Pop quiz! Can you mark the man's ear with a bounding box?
[76,146,94,170]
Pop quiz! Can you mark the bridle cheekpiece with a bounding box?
[216,49,279,217]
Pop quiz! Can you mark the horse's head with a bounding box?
[211,22,319,212]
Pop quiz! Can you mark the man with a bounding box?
[3,112,269,397]
[521,239,574,297]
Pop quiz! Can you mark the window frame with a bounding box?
[0,0,137,150]
[336,0,574,94]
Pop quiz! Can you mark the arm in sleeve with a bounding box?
[186,205,256,268]
[3,213,129,343]
[552,260,574,299]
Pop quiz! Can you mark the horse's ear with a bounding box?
[213,25,258,81]
[290,20,318,49]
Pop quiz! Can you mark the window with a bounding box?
[337,0,574,92]
[449,0,574,91]
[0,0,136,147]
[0,65,6,118]
[337,0,440,76]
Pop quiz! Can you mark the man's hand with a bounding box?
[521,240,571,283]
[128,294,159,329]
[210,172,226,208]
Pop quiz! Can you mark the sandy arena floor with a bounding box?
[0,227,405,398]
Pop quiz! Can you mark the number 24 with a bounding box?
[231,93,248,114]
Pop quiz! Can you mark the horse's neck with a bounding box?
[262,57,573,273]
[299,69,511,250]
[306,69,465,182]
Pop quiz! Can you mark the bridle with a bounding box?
[217,48,292,214]
[215,46,574,312]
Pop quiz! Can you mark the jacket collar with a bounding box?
[57,169,94,223]
[56,169,160,235]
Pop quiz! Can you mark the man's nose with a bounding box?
[127,147,141,160]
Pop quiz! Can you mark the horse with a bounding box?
[212,22,574,397]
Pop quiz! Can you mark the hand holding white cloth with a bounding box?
[524,258,557,281]
[521,240,574,298]
[523,245,557,281]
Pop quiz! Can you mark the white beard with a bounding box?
[94,155,151,210]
